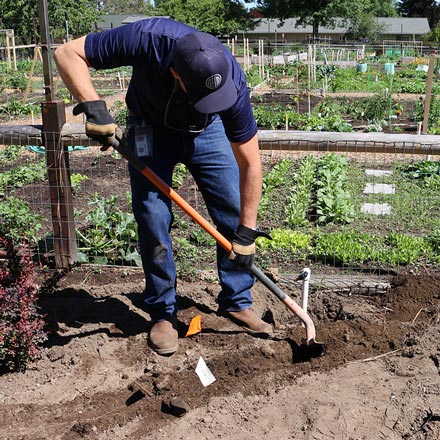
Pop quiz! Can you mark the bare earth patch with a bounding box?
[0,267,439,440]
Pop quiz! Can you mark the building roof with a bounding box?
[376,17,430,35]
[246,17,430,36]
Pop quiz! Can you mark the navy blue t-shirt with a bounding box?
[85,18,257,143]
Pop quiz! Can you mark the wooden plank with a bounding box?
[257,130,440,155]
[2,125,440,154]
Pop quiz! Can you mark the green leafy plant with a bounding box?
[4,72,28,92]
[257,228,312,253]
[76,194,140,266]
[173,163,189,188]
[313,229,380,265]
[173,237,199,279]
[360,93,392,122]
[396,160,440,190]
[0,161,46,195]
[0,145,22,164]
[312,229,434,266]
[253,104,353,132]
[259,159,292,215]
[110,100,128,126]
[0,197,44,244]
[70,173,88,194]
[0,100,40,120]
[315,154,355,224]
[285,155,317,227]
[384,232,430,265]
[397,160,440,178]
[55,88,73,104]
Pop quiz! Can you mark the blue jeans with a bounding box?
[126,115,254,322]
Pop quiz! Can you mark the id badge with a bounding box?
[134,126,153,157]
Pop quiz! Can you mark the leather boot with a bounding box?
[221,308,273,334]
[149,320,178,355]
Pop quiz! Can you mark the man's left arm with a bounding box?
[231,133,262,229]
[229,133,271,268]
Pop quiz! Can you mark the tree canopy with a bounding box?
[256,0,397,38]
[154,0,253,35]
[397,0,440,28]
[0,0,101,43]
[98,0,155,15]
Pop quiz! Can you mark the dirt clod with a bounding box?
[169,397,190,417]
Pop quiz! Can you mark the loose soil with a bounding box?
[0,267,439,440]
[1,91,439,440]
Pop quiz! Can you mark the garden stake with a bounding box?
[111,136,325,359]
[296,268,311,314]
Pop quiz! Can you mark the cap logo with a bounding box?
[205,74,222,90]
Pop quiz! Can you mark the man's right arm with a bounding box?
[54,36,100,102]
[54,36,120,148]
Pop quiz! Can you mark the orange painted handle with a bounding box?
[112,137,233,252]
[141,166,233,252]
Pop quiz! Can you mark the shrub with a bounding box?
[0,239,47,373]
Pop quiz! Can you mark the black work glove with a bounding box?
[229,225,272,269]
[73,100,121,151]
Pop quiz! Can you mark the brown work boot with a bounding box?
[221,308,273,334]
[149,320,178,355]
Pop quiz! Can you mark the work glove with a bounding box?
[229,225,272,269]
[73,100,121,151]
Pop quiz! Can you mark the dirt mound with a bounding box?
[0,268,439,440]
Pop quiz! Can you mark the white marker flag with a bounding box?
[195,356,216,387]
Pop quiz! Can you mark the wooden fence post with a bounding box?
[41,100,77,268]
[422,54,436,135]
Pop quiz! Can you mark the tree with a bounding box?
[155,0,254,35]
[344,13,384,41]
[0,0,101,43]
[257,0,397,38]
[343,0,396,41]
[98,0,155,15]
[368,0,398,17]
[397,0,440,28]
[256,0,357,37]
[425,25,440,42]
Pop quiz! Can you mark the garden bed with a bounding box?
[0,264,439,439]
[1,89,440,440]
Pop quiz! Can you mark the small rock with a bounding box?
[153,376,171,392]
[260,344,275,358]
[46,346,65,362]
[265,267,280,282]
[70,421,93,435]
[169,397,190,417]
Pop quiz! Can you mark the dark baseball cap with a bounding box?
[172,32,237,113]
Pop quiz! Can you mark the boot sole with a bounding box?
[150,341,178,355]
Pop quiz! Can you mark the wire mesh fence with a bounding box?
[2,126,440,279]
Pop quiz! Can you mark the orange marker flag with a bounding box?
[185,315,202,337]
